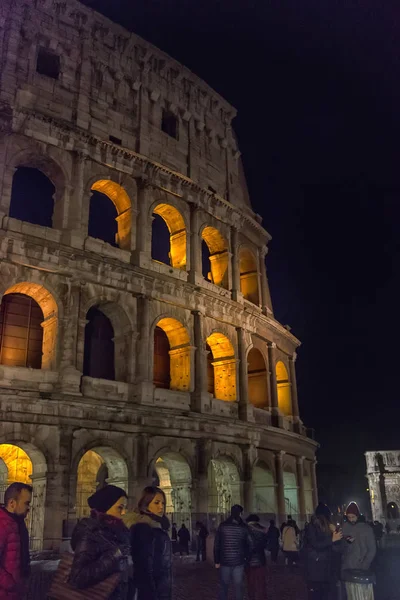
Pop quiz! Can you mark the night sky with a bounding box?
[84,0,400,512]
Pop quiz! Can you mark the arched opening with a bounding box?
[0,283,58,370]
[252,461,277,516]
[201,226,229,288]
[208,457,241,517]
[76,447,128,519]
[283,466,299,517]
[387,502,399,520]
[0,443,47,551]
[9,167,55,228]
[206,332,236,401]
[153,318,191,391]
[0,294,44,369]
[276,361,292,416]
[304,462,314,516]
[152,204,186,270]
[90,180,132,250]
[247,348,268,408]
[239,248,259,305]
[83,306,115,381]
[152,453,192,526]
[206,343,215,396]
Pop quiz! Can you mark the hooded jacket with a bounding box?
[246,521,268,567]
[213,516,252,567]
[342,520,376,572]
[124,511,172,600]
[303,518,341,583]
[69,514,131,600]
[0,508,25,600]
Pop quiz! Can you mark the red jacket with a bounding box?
[0,507,22,600]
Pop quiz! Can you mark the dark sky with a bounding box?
[84,0,400,511]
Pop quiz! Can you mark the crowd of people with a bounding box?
[0,481,384,600]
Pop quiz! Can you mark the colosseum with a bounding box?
[0,0,318,550]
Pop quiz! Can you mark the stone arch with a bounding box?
[252,459,277,516]
[89,179,132,250]
[283,462,299,517]
[151,202,187,270]
[239,246,260,305]
[206,331,237,401]
[201,225,229,288]
[208,456,241,516]
[0,442,47,551]
[152,316,191,392]
[247,347,268,408]
[75,445,129,519]
[276,360,292,416]
[0,282,59,370]
[151,451,192,525]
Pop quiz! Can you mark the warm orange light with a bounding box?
[202,226,229,288]
[239,248,259,305]
[276,361,292,416]
[153,204,186,270]
[91,180,132,250]
[0,444,32,484]
[157,318,191,391]
[206,332,236,401]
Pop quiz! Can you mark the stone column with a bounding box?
[275,451,286,524]
[268,342,280,426]
[135,295,154,404]
[62,152,87,248]
[231,227,241,301]
[194,439,209,517]
[296,456,306,524]
[311,460,318,508]
[134,182,151,266]
[189,203,201,285]
[259,246,273,315]
[289,352,301,432]
[191,310,210,413]
[236,327,253,422]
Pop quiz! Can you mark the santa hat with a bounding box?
[346,502,360,517]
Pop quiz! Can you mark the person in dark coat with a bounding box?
[303,502,343,600]
[125,486,172,600]
[245,514,268,600]
[195,521,209,562]
[178,524,190,555]
[69,484,131,600]
[214,504,253,600]
[171,523,178,555]
[266,519,280,563]
[0,482,32,600]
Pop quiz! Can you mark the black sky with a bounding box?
[84,0,400,511]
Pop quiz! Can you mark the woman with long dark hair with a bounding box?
[69,484,131,600]
[303,503,343,600]
[125,486,172,600]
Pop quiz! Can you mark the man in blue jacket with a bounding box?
[214,505,252,600]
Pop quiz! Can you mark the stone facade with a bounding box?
[366,451,400,525]
[0,0,317,551]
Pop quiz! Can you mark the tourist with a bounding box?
[195,521,209,561]
[0,482,32,600]
[69,484,131,600]
[282,518,299,566]
[342,502,376,573]
[214,504,252,600]
[245,514,268,600]
[171,522,178,554]
[303,502,343,600]
[266,519,280,563]
[178,523,190,555]
[373,521,383,548]
[126,486,172,600]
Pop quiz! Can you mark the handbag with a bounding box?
[47,552,121,600]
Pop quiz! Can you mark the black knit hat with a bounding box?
[246,514,260,523]
[315,502,331,520]
[88,485,127,513]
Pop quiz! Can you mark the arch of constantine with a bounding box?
[0,0,317,550]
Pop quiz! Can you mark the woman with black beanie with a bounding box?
[303,502,343,600]
[69,484,131,600]
[124,486,172,600]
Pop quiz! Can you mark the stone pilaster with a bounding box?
[188,203,202,285]
[268,342,280,426]
[231,227,241,302]
[311,460,318,509]
[296,456,306,523]
[259,246,273,315]
[289,352,301,432]
[275,451,286,524]
[191,310,211,413]
[236,326,253,422]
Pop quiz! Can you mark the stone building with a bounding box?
[366,451,400,526]
[0,0,317,550]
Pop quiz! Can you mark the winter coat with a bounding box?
[247,522,268,568]
[303,520,341,583]
[69,514,131,600]
[0,507,27,600]
[178,527,190,544]
[125,511,172,600]
[214,516,253,567]
[266,524,280,549]
[282,525,298,552]
[342,521,376,572]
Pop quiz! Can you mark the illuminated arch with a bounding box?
[276,361,292,416]
[252,460,277,515]
[247,348,268,408]
[1,282,58,370]
[239,247,260,305]
[90,180,132,250]
[152,452,192,524]
[283,464,299,517]
[208,456,241,516]
[201,226,229,288]
[152,203,187,269]
[153,317,191,391]
[206,332,237,401]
